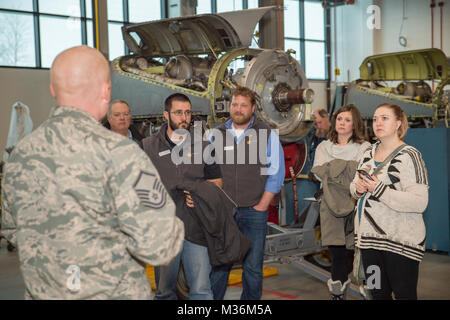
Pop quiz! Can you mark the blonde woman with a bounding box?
[350,103,429,300]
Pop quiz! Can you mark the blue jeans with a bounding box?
[155,240,213,300]
[210,207,268,300]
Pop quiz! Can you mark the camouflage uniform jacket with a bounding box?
[1,106,184,299]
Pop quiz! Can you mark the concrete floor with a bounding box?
[1,240,449,300]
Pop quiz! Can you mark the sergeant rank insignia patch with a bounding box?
[133,171,167,209]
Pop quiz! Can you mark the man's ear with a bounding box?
[163,111,169,122]
[49,83,56,99]
[103,83,111,104]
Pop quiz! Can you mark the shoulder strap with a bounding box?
[373,144,407,175]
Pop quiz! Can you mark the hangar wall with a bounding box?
[331,0,450,83]
[0,67,55,158]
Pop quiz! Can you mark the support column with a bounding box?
[258,0,284,50]
[372,0,382,55]
[92,0,109,59]
[325,6,331,109]
[168,0,197,18]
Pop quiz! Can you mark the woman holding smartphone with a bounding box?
[312,104,370,299]
[350,103,429,300]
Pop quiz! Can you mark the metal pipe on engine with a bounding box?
[273,88,315,112]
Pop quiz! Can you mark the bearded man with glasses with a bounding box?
[142,93,223,300]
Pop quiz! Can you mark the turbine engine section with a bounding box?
[111,7,315,141]
[350,48,449,123]
[165,55,215,85]
[233,49,315,141]
[119,55,209,91]
[165,55,194,79]
[396,81,432,103]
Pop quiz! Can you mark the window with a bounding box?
[305,41,325,79]
[304,1,324,41]
[247,0,260,48]
[247,0,259,9]
[284,0,300,39]
[0,0,33,11]
[0,0,165,68]
[198,0,256,14]
[196,0,212,14]
[284,39,301,61]
[0,0,93,68]
[304,1,325,79]
[0,11,35,67]
[108,22,125,61]
[40,15,82,68]
[107,0,125,60]
[210,0,259,48]
[86,20,94,47]
[129,0,160,23]
[107,0,123,21]
[284,0,327,80]
[38,0,81,17]
[85,0,92,18]
[217,0,243,13]
[107,0,163,60]
[0,0,327,73]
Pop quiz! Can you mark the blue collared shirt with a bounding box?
[219,116,285,194]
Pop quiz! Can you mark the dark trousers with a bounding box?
[328,245,354,283]
[361,249,419,300]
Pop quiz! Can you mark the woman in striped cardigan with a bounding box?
[350,103,429,300]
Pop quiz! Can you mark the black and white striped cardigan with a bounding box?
[350,141,429,262]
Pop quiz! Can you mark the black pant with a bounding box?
[328,245,354,283]
[361,249,419,300]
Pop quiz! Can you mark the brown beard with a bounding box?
[169,114,190,131]
[231,112,252,126]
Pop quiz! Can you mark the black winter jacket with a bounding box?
[173,181,251,267]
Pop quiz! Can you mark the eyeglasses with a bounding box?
[170,110,192,116]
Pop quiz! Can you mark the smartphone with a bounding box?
[357,169,374,181]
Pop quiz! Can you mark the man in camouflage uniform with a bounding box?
[0,46,184,299]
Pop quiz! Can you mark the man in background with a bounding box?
[106,100,144,147]
[310,108,331,170]
[313,108,330,139]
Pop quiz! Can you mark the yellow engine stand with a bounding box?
[145,265,278,291]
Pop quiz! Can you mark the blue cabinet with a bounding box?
[404,128,450,253]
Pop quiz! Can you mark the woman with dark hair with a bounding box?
[312,104,370,299]
[350,103,428,300]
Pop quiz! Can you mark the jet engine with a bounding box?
[341,48,449,128]
[110,7,314,143]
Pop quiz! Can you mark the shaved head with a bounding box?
[50,46,111,120]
